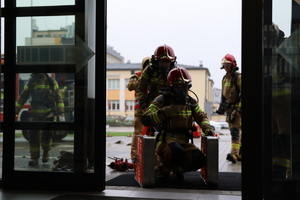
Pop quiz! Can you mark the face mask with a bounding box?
[158,60,171,74]
[171,84,189,105]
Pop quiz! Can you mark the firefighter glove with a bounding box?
[204,129,214,136]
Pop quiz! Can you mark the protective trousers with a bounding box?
[226,109,242,159]
[29,114,54,160]
[156,137,205,175]
[272,95,291,179]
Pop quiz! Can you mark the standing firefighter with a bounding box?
[127,56,151,161]
[15,73,65,166]
[217,54,242,163]
[137,44,177,113]
[142,67,214,181]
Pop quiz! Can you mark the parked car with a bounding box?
[107,115,125,122]
[217,120,229,129]
[106,115,123,126]
[122,116,134,126]
[209,120,222,132]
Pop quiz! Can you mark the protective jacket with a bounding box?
[127,72,143,115]
[142,93,212,174]
[15,74,65,117]
[137,66,169,110]
[222,71,242,113]
[142,93,212,137]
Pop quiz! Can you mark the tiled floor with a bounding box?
[0,128,242,200]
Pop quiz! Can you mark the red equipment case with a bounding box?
[200,136,219,186]
[134,135,156,188]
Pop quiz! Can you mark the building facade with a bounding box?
[106,63,214,118]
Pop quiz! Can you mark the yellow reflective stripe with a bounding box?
[32,85,51,89]
[152,111,161,124]
[148,104,160,113]
[30,147,40,151]
[56,103,64,107]
[232,143,241,149]
[24,85,29,90]
[231,104,240,108]
[224,82,231,87]
[200,121,210,127]
[31,109,52,113]
[156,141,162,149]
[272,89,291,96]
[273,158,291,168]
[142,72,149,79]
[54,85,59,90]
[137,91,146,98]
[150,77,167,85]
[194,105,202,112]
[15,103,22,107]
[177,110,191,116]
[41,141,51,148]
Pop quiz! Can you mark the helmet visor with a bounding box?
[221,63,232,67]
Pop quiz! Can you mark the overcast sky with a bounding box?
[107,0,242,88]
[1,0,292,88]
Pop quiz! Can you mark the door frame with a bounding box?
[1,0,106,191]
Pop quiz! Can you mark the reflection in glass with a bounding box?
[16,16,75,48]
[270,23,292,180]
[14,129,74,172]
[16,0,75,7]
[15,73,74,123]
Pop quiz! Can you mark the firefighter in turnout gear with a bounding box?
[15,73,65,166]
[270,23,291,179]
[141,67,214,181]
[137,44,177,113]
[127,56,151,161]
[217,54,242,163]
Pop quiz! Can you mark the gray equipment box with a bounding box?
[201,136,219,186]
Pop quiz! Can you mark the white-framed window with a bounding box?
[107,79,120,89]
[125,100,134,111]
[108,100,120,111]
[124,78,129,89]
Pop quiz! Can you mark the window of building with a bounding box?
[125,100,134,111]
[108,100,120,111]
[124,78,129,89]
[107,79,120,89]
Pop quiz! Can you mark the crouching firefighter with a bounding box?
[141,67,214,181]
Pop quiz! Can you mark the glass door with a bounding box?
[266,0,300,198]
[1,0,106,191]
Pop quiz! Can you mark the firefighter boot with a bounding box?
[42,151,49,163]
[157,164,170,182]
[226,153,237,164]
[28,159,38,166]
